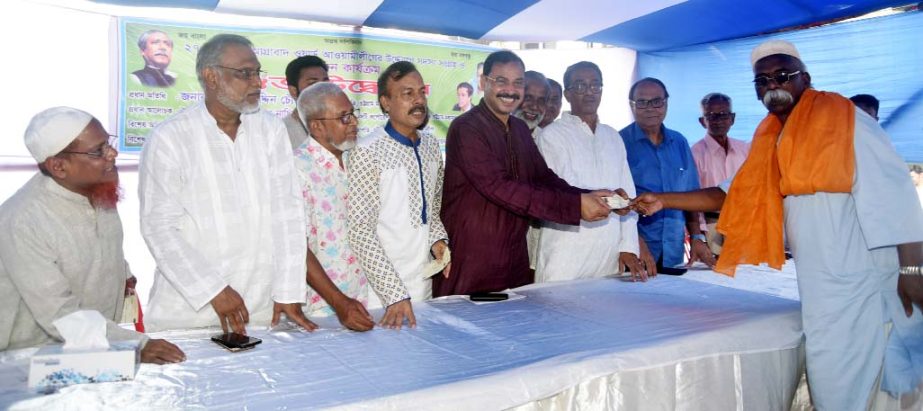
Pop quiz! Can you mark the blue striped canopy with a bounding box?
[91,0,911,51]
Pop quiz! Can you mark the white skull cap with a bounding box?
[24,107,94,162]
[751,40,801,68]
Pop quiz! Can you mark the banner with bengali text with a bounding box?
[117,18,494,153]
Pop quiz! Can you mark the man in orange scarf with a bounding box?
[631,40,923,410]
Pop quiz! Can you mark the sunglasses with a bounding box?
[752,71,802,88]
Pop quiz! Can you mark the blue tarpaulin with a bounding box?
[637,11,923,162]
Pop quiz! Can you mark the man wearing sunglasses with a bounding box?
[631,40,923,410]
[140,34,316,335]
[293,82,373,332]
[0,107,185,364]
[690,93,749,255]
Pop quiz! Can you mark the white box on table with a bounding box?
[28,340,140,390]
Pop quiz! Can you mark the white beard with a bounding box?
[217,89,260,114]
[762,89,793,110]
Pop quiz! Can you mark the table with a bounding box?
[1,274,804,410]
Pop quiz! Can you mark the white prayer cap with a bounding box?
[24,107,94,163]
[750,40,801,67]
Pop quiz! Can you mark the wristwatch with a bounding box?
[899,266,923,275]
[691,234,707,243]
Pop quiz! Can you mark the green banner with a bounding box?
[119,19,494,152]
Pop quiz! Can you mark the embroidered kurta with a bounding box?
[620,123,700,267]
[139,102,307,331]
[347,123,447,307]
[436,101,583,297]
[0,174,142,350]
[294,137,368,316]
[535,112,639,282]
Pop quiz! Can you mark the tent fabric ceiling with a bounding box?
[93,0,910,50]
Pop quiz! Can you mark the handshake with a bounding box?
[580,190,663,222]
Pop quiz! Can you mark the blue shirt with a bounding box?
[620,123,700,267]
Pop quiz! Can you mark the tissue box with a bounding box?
[28,340,140,390]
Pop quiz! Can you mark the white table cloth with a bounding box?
[1,273,804,410]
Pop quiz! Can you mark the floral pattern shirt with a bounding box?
[294,137,368,316]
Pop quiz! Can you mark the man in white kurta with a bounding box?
[348,61,449,329]
[536,111,639,281]
[632,41,923,410]
[534,62,642,282]
[1,107,184,364]
[139,34,310,333]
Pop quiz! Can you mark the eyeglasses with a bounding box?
[752,71,801,88]
[314,110,359,125]
[484,75,525,89]
[566,82,603,95]
[703,111,734,121]
[630,97,667,109]
[59,135,118,158]
[216,65,268,82]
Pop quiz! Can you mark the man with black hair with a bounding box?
[453,82,473,112]
[348,61,449,329]
[620,77,712,274]
[283,55,330,149]
[850,93,880,121]
[436,50,613,297]
[535,61,644,282]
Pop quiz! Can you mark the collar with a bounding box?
[474,100,511,130]
[40,173,92,207]
[628,122,673,144]
[703,134,735,154]
[384,121,421,148]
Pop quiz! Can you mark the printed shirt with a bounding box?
[294,137,368,316]
[347,123,448,307]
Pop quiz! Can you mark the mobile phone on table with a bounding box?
[659,266,688,276]
[211,333,262,352]
[469,292,509,302]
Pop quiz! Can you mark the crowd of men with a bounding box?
[2,34,923,410]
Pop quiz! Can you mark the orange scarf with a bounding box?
[714,89,855,276]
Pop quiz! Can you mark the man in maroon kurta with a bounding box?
[435,51,611,296]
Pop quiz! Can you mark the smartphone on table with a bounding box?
[469,292,509,302]
[211,332,262,352]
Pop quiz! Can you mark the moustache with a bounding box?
[408,105,427,116]
[762,89,794,109]
[497,93,521,101]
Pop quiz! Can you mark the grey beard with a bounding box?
[333,139,356,151]
[217,91,260,114]
[762,89,794,110]
[514,109,544,130]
